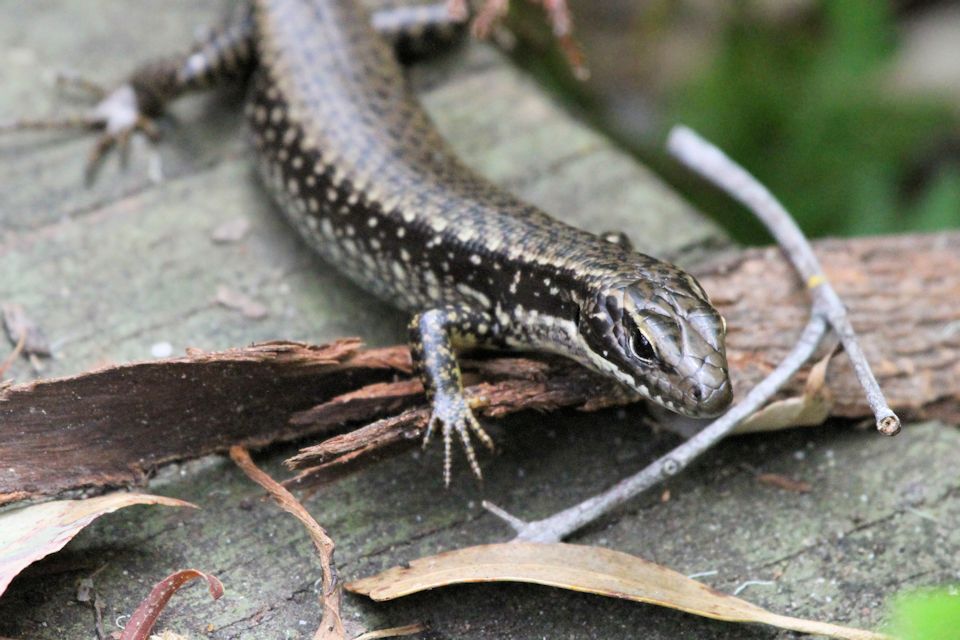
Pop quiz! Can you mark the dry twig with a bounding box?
[230,446,344,640]
[668,126,899,436]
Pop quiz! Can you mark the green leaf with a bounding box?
[888,587,960,640]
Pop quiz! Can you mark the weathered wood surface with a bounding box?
[0,2,957,639]
[3,233,959,503]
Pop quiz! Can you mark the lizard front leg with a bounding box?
[409,305,496,485]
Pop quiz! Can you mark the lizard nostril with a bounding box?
[691,387,703,401]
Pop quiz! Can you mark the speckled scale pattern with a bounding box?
[245,2,733,479]
[129,9,256,116]
[249,0,679,328]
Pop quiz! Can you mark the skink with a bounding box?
[16,0,733,483]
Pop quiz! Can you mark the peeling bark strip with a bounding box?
[1,233,958,503]
[0,339,412,503]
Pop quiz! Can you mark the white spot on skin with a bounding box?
[469,254,482,266]
[381,196,400,213]
[456,284,491,307]
[495,306,511,326]
[367,217,378,227]
[396,227,406,238]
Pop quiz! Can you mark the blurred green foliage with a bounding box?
[887,586,960,639]
[666,0,960,243]
[509,0,959,243]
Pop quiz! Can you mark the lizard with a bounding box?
[3,0,733,484]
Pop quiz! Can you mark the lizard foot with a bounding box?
[422,393,494,486]
[0,81,161,184]
[446,0,585,78]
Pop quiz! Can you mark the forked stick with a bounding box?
[485,126,899,543]
[668,126,899,436]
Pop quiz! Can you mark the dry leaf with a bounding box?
[351,623,425,640]
[758,473,812,493]
[347,543,889,640]
[0,493,196,597]
[120,569,223,640]
[734,350,834,434]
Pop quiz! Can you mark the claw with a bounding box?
[0,115,102,133]
[422,415,437,449]
[1,82,161,183]
[455,420,482,480]
[449,0,587,80]
[423,394,494,485]
[442,418,453,487]
[470,416,496,452]
[54,70,108,100]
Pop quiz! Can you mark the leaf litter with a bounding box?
[348,542,891,640]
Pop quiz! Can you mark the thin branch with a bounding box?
[485,125,900,542]
[0,332,26,378]
[667,126,899,436]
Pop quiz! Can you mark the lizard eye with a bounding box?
[629,333,655,361]
[625,318,656,361]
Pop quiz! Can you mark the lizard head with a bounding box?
[577,262,733,418]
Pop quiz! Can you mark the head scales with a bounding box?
[577,259,732,417]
